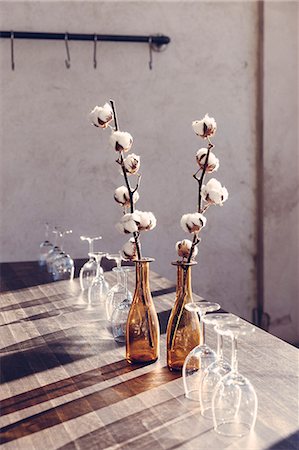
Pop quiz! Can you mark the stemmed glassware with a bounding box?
[105,253,133,320]
[110,267,134,343]
[51,230,74,281]
[87,252,110,318]
[79,236,102,291]
[105,253,122,320]
[212,322,258,437]
[200,313,240,418]
[38,223,53,267]
[46,228,61,274]
[182,301,220,401]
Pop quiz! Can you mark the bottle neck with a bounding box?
[176,264,193,301]
[135,261,150,289]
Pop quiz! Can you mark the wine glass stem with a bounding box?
[60,234,64,252]
[45,223,49,240]
[123,271,128,296]
[199,315,205,345]
[115,269,121,285]
[89,240,94,254]
[231,336,238,373]
[96,258,103,277]
[217,333,224,361]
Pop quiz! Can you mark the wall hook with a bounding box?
[11,30,15,71]
[93,34,97,69]
[148,36,153,70]
[148,34,168,70]
[64,32,71,68]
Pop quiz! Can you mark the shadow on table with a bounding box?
[56,394,205,450]
[1,358,153,416]
[0,258,126,292]
[267,432,299,450]
[0,366,180,444]
[1,327,115,383]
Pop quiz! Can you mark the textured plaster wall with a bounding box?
[263,2,299,344]
[0,1,262,326]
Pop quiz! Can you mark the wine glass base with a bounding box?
[201,406,213,420]
[214,421,252,437]
[185,389,201,402]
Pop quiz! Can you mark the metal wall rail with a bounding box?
[0,31,170,46]
[0,31,170,70]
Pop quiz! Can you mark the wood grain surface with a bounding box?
[0,261,298,449]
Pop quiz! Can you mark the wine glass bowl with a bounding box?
[87,252,110,311]
[212,322,257,437]
[182,301,220,401]
[79,236,102,291]
[46,228,61,274]
[106,266,133,322]
[50,229,74,281]
[38,222,53,267]
[52,252,74,281]
[200,313,240,419]
[111,297,132,344]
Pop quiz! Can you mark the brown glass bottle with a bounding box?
[126,259,160,364]
[166,262,201,371]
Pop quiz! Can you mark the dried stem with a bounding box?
[170,263,189,350]
[185,137,215,266]
[110,99,142,260]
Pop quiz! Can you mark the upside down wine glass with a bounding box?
[110,267,134,343]
[46,228,61,274]
[38,222,53,267]
[79,235,102,291]
[86,252,110,319]
[212,322,258,437]
[200,313,240,418]
[52,230,74,281]
[105,252,123,320]
[183,301,221,401]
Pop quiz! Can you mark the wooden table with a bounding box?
[0,261,298,449]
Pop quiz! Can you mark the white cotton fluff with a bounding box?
[123,153,141,174]
[180,212,207,233]
[201,178,229,206]
[114,186,139,206]
[110,131,133,152]
[121,238,137,260]
[176,239,198,259]
[192,114,217,139]
[134,211,157,231]
[89,103,113,128]
[116,213,139,234]
[196,148,219,172]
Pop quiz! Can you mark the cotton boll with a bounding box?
[110,131,133,152]
[192,114,217,139]
[114,186,139,207]
[123,153,141,174]
[116,213,139,234]
[201,178,229,206]
[176,239,198,259]
[121,238,137,260]
[180,213,207,233]
[135,211,157,231]
[89,103,113,128]
[196,148,219,172]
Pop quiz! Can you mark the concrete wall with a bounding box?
[264,1,299,344]
[0,1,297,342]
